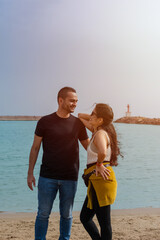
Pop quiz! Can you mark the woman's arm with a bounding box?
[93,131,111,179]
[78,113,90,120]
[78,113,94,132]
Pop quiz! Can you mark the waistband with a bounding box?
[87,161,110,169]
[84,163,110,179]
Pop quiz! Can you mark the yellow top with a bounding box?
[84,163,117,209]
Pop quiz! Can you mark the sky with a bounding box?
[1,0,160,119]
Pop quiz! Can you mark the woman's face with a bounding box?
[89,107,102,129]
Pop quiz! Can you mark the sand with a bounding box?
[0,208,160,240]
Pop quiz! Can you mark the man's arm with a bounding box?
[27,134,42,191]
[80,138,90,150]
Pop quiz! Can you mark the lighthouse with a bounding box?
[126,104,131,117]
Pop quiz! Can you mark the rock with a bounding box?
[114,116,160,125]
[0,116,41,121]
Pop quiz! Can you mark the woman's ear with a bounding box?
[98,118,103,125]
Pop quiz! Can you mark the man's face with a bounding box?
[60,92,78,113]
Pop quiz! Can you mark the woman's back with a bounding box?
[87,129,111,165]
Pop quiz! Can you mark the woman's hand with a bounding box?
[78,113,94,132]
[96,164,111,180]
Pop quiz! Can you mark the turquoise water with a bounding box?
[0,121,160,212]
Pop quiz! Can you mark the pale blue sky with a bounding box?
[1,0,160,119]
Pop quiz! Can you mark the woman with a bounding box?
[78,103,120,240]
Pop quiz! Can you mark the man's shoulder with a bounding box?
[38,112,56,123]
[70,114,78,120]
[70,114,81,123]
[70,114,86,128]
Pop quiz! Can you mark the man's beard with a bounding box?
[62,104,75,113]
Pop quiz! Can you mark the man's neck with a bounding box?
[56,109,70,118]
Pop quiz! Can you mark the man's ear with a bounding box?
[58,97,63,105]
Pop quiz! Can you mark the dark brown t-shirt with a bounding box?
[35,112,88,181]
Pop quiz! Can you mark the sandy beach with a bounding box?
[0,208,160,240]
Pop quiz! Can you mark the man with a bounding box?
[27,87,89,240]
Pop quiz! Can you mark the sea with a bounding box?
[0,121,160,212]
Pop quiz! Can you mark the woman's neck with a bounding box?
[93,126,102,133]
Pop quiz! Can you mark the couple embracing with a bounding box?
[27,86,121,240]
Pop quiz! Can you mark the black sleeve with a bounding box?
[35,117,45,137]
[78,119,89,141]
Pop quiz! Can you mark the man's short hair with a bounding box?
[57,87,76,102]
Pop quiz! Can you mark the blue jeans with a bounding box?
[35,176,77,240]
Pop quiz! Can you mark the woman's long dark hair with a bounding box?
[95,103,121,166]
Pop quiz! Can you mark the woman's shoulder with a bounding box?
[95,129,108,137]
[94,129,110,143]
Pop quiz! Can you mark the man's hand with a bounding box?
[27,174,36,191]
[27,135,42,190]
[96,164,110,180]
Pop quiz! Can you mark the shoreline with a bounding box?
[1,115,160,126]
[1,208,160,240]
[1,207,160,217]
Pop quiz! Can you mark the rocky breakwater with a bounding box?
[0,116,41,121]
[115,116,160,125]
